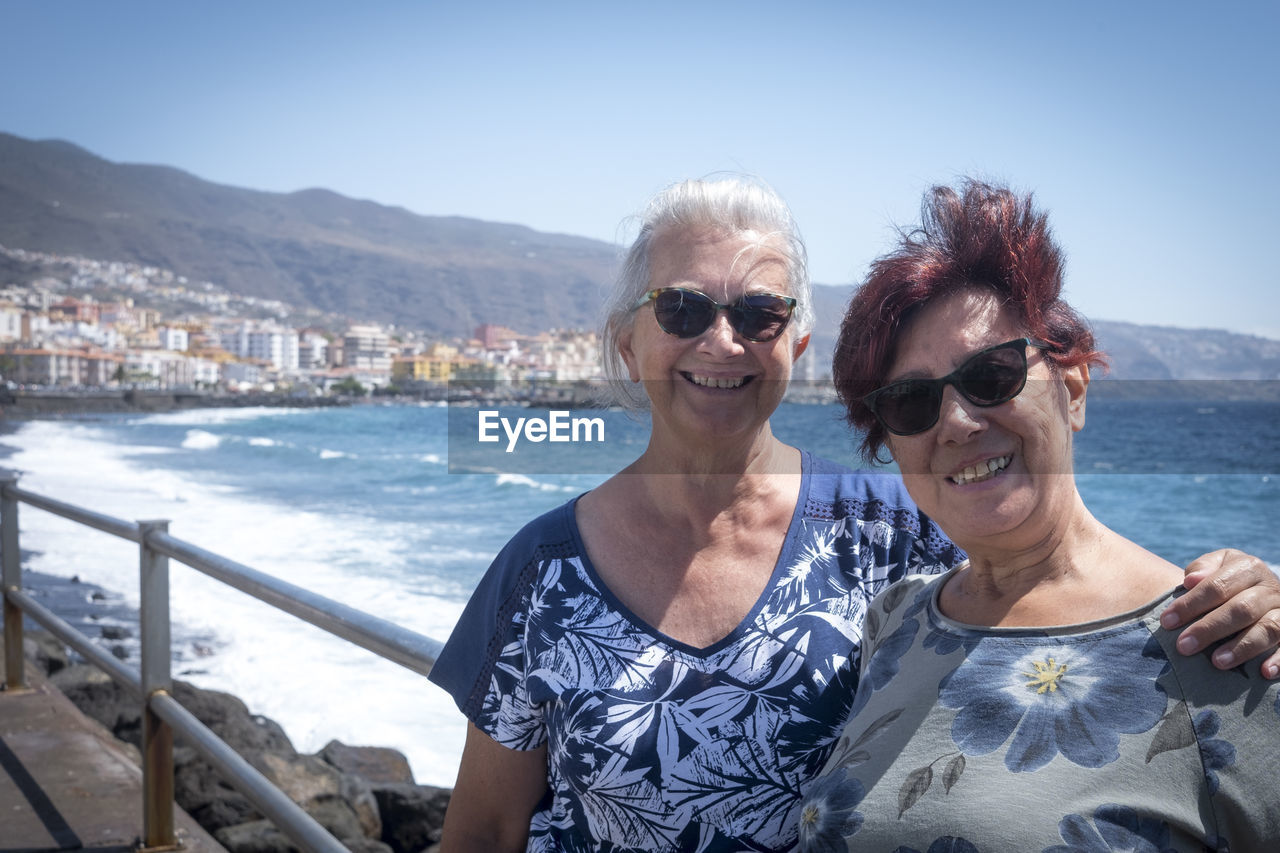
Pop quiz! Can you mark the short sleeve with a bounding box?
[427,501,579,750]
[1179,651,1280,847]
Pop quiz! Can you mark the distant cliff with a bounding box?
[802,306,1280,384]
[0,132,616,337]
[1088,320,1280,380]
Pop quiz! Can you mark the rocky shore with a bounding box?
[24,630,452,852]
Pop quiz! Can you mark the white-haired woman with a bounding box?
[429,178,1280,853]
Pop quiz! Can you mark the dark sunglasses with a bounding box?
[863,337,1052,436]
[633,287,797,343]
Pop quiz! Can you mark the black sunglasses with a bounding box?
[863,337,1052,436]
[633,287,797,343]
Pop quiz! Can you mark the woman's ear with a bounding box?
[619,327,640,383]
[792,333,810,361]
[1063,362,1090,432]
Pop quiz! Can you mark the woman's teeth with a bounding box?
[951,455,1011,486]
[686,373,747,389]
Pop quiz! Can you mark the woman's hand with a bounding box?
[1162,548,1280,679]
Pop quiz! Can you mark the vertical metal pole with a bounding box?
[1,474,24,691]
[138,519,175,848]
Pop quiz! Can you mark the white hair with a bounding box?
[600,177,813,409]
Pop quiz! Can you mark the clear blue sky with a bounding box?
[3,1,1277,337]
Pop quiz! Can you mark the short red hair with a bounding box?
[833,179,1107,461]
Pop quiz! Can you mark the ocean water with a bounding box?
[4,399,1277,785]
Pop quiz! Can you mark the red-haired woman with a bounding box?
[799,180,1280,852]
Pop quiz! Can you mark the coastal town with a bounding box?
[0,243,605,397]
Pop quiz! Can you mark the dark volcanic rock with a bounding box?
[49,663,139,737]
[215,820,394,853]
[27,620,452,852]
[175,744,260,832]
[373,783,451,853]
[23,631,69,674]
[319,739,415,785]
[172,680,297,757]
[212,820,296,853]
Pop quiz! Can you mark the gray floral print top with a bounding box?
[800,570,1280,853]
[429,454,961,852]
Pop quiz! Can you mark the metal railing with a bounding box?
[0,473,445,852]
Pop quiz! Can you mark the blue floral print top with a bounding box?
[429,453,962,852]
[800,570,1280,853]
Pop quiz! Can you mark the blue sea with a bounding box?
[6,399,1277,784]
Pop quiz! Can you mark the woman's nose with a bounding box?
[935,384,986,443]
[697,309,747,354]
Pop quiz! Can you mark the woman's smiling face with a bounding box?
[619,226,807,449]
[883,287,1088,552]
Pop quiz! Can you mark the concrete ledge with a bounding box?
[0,659,226,852]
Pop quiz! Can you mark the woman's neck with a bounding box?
[940,498,1183,627]
[622,435,797,514]
[574,436,805,649]
[630,422,796,477]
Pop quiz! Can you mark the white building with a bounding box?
[125,350,195,389]
[298,331,330,369]
[0,305,22,342]
[157,326,190,352]
[22,313,51,343]
[526,330,602,381]
[33,319,121,352]
[192,357,221,387]
[222,361,264,389]
[9,347,121,387]
[342,324,392,373]
[222,322,299,372]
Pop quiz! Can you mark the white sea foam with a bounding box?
[382,485,440,497]
[134,407,309,427]
[248,437,280,447]
[5,419,469,785]
[318,448,350,459]
[181,429,222,450]
[495,473,576,492]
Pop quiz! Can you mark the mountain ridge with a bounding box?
[2,131,1276,380]
[0,131,618,337]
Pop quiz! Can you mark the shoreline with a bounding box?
[0,388,353,419]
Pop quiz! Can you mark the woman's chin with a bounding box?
[927,478,1045,548]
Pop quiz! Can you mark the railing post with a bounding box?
[2,473,24,692]
[138,519,176,850]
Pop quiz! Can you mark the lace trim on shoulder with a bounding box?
[922,525,964,567]
[804,496,919,531]
[459,537,580,720]
[804,496,964,568]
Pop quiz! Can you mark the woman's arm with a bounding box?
[438,722,549,852]
[1163,548,1280,678]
